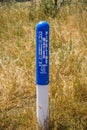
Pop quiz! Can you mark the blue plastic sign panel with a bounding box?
[36,21,49,85]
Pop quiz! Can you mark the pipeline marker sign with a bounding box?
[36,21,50,129]
[36,21,49,85]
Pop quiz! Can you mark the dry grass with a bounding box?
[0,1,87,130]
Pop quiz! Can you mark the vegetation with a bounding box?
[0,0,87,129]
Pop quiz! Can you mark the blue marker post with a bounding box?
[36,21,49,129]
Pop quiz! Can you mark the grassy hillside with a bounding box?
[0,1,87,129]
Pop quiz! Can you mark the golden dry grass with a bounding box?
[0,1,87,130]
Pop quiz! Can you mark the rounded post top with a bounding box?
[36,21,49,29]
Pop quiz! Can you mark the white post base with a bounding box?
[36,85,49,129]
